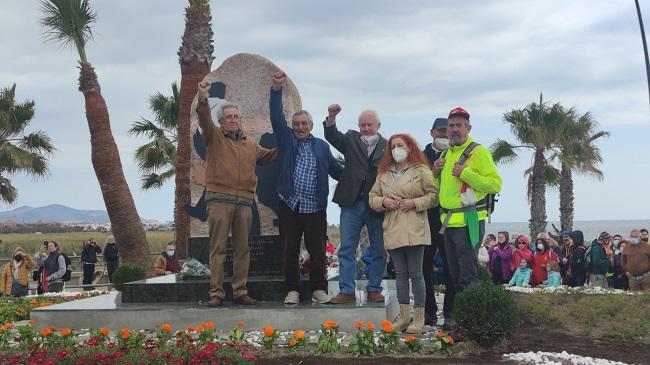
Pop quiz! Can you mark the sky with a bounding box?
[1,0,649,224]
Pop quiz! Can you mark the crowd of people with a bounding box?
[478,229,650,291]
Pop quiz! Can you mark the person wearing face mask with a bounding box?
[531,238,558,286]
[154,242,180,276]
[622,229,650,291]
[0,248,36,297]
[323,104,387,305]
[567,231,587,287]
[512,235,533,273]
[270,72,343,305]
[369,133,437,334]
[422,117,455,327]
[611,240,629,290]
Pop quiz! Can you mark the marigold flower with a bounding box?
[4,322,14,329]
[381,321,393,333]
[186,325,194,332]
[237,321,246,328]
[61,328,72,336]
[289,338,297,346]
[120,328,131,340]
[0,327,4,334]
[28,320,36,327]
[354,321,363,328]
[196,325,205,333]
[30,299,37,305]
[367,322,375,331]
[40,328,52,337]
[447,336,454,345]
[263,326,275,337]
[204,321,215,330]
[100,327,110,336]
[294,329,304,339]
[404,336,417,343]
[16,307,25,313]
[49,325,57,332]
[323,320,338,330]
[436,331,445,338]
[161,324,172,333]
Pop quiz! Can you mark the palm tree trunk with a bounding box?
[559,163,574,231]
[529,149,548,238]
[174,63,209,258]
[79,62,152,275]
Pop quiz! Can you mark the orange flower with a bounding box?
[40,328,52,337]
[196,325,205,333]
[120,328,131,340]
[294,329,304,339]
[381,321,393,333]
[237,321,246,328]
[3,322,14,330]
[354,321,363,328]
[404,336,417,343]
[61,328,72,336]
[186,325,194,332]
[323,320,338,330]
[367,322,375,331]
[447,336,454,345]
[28,320,36,327]
[16,307,25,314]
[435,331,445,338]
[30,299,37,305]
[263,326,275,337]
[100,327,110,336]
[49,325,57,332]
[289,338,297,346]
[204,321,215,330]
[0,327,4,334]
[161,323,172,333]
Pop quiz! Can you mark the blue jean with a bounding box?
[338,199,386,294]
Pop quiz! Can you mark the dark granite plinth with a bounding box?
[121,275,322,303]
[187,235,282,277]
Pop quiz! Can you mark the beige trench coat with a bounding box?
[369,164,438,250]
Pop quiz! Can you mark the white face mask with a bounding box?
[433,137,449,150]
[536,244,544,251]
[630,238,640,245]
[360,134,380,146]
[166,250,175,256]
[392,147,408,163]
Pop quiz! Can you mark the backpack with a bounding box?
[58,253,73,282]
[440,142,498,218]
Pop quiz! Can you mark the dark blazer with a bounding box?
[323,121,386,207]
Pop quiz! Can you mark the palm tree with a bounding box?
[175,0,214,258]
[0,84,55,203]
[129,82,179,190]
[491,95,563,239]
[552,109,609,231]
[40,0,152,273]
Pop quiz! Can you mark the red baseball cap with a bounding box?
[448,107,470,120]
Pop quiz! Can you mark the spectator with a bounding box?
[81,237,102,291]
[508,259,532,287]
[488,231,513,285]
[611,234,623,250]
[103,235,120,282]
[478,234,494,268]
[154,242,180,276]
[544,260,562,287]
[41,241,66,293]
[369,133,437,334]
[0,248,36,297]
[589,232,612,288]
[512,235,533,272]
[611,240,629,290]
[641,228,649,243]
[33,241,49,294]
[622,229,650,291]
[531,238,558,286]
[559,230,573,284]
[567,231,587,287]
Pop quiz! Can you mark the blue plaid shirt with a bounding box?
[281,136,318,213]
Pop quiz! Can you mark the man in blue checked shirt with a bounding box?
[270,71,343,305]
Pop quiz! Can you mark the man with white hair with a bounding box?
[196,81,278,307]
[323,105,387,304]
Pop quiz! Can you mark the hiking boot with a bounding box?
[367,291,385,303]
[442,317,455,331]
[312,290,331,304]
[207,297,223,307]
[393,304,412,332]
[284,291,300,305]
[406,307,425,334]
[233,294,257,305]
[329,293,355,304]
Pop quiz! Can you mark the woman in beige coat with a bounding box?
[369,133,437,334]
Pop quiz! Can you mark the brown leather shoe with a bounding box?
[208,297,223,307]
[233,294,257,305]
[367,291,385,303]
[329,293,355,304]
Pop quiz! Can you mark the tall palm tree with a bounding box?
[491,95,563,239]
[552,109,609,231]
[40,0,152,273]
[0,84,55,203]
[130,82,179,190]
[175,0,214,258]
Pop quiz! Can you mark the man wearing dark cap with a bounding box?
[432,107,502,329]
[422,117,455,328]
[589,231,612,288]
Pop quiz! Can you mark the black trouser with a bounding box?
[279,201,328,293]
[11,282,28,297]
[83,263,96,290]
[444,221,485,295]
[106,260,119,282]
[423,235,456,319]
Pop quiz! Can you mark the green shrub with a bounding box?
[478,265,492,283]
[453,281,519,347]
[111,262,146,291]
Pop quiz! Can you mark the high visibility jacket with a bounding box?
[434,136,502,228]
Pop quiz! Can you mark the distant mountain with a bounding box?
[0,204,110,224]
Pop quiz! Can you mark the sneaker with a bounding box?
[312,290,330,304]
[284,290,300,305]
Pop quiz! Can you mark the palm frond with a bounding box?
[40,0,97,62]
[0,175,18,204]
[490,139,519,164]
[19,131,56,154]
[134,138,175,172]
[141,168,175,190]
[129,119,166,139]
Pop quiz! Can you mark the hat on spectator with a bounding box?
[561,229,572,237]
[432,118,448,130]
[448,107,470,120]
[598,231,612,242]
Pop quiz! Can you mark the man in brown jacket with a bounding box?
[196,81,278,307]
[622,229,650,291]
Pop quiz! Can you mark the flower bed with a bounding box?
[0,291,109,323]
[504,351,631,365]
[505,285,639,295]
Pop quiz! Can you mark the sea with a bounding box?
[485,219,650,241]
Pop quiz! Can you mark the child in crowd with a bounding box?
[508,259,532,287]
[544,260,562,287]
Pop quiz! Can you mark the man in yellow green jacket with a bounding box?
[433,107,502,301]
